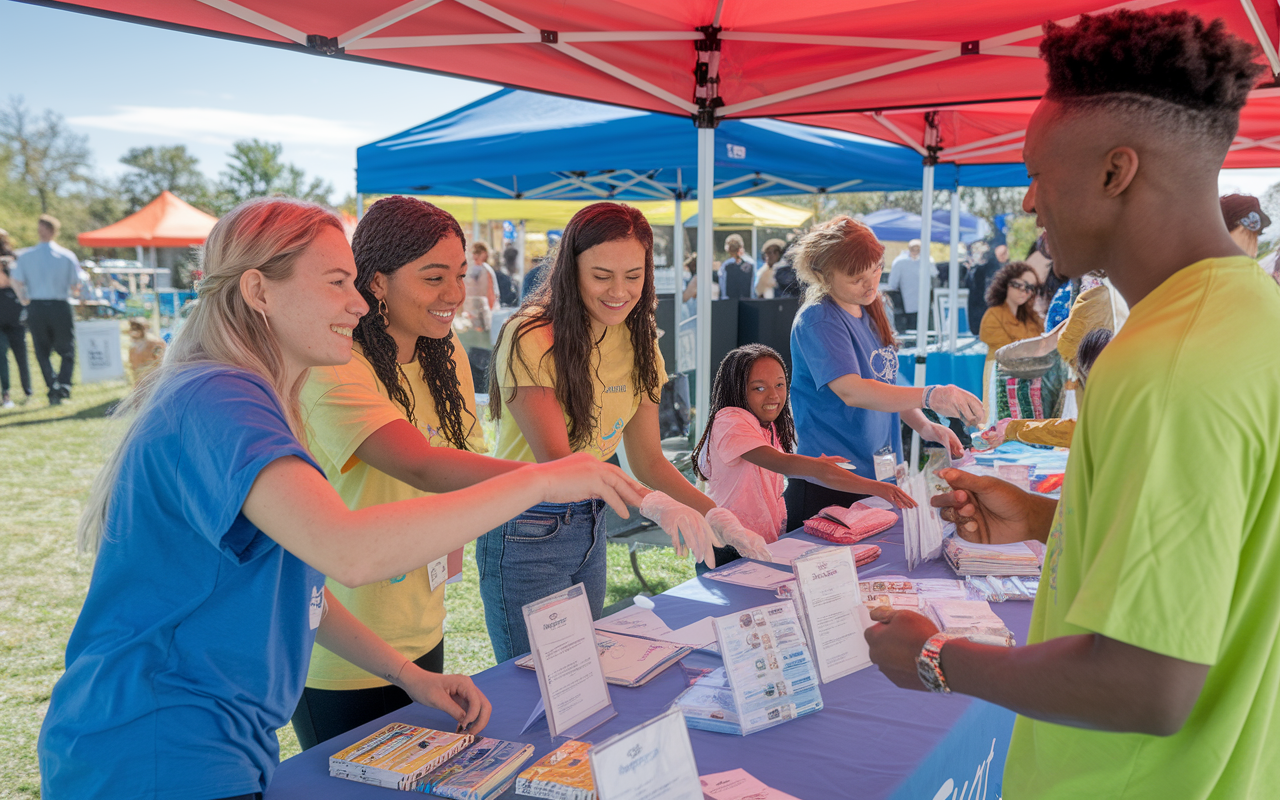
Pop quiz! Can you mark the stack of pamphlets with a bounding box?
[925,598,1017,646]
[672,667,741,734]
[329,724,474,790]
[515,629,691,687]
[710,602,824,735]
[942,536,1044,576]
[412,738,535,799]
[859,576,969,611]
[515,741,595,800]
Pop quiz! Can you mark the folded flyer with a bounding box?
[515,740,595,800]
[329,723,474,790]
[514,629,691,687]
[711,602,823,735]
[413,737,535,800]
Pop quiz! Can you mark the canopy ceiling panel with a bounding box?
[26,0,1280,121]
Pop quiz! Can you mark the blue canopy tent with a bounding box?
[861,208,989,244]
[356,88,1029,434]
[356,88,1028,201]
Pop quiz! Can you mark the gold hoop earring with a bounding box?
[378,298,390,328]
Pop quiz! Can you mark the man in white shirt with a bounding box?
[12,214,79,405]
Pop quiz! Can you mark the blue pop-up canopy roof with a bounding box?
[861,208,991,244]
[356,89,1028,200]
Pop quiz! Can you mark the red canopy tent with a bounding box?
[35,0,1280,440]
[78,190,218,248]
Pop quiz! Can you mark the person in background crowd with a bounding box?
[787,216,983,528]
[520,256,549,302]
[38,197,649,798]
[681,252,699,321]
[1219,193,1270,258]
[754,239,787,299]
[693,343,914,557]
[0,228,15,259]
[126,319,166,383]
[980,262,1045,355]
[867,10,1280,797]
[463,241,498,332]
[965,241,1007,335]
[486,202,770,660]
[718,233,754,299]
[497,246,522,307]
[11,214,78,405]
[886,238,929,333]
[0,256,32,407]
[772,242,802,298]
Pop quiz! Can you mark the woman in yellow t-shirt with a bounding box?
[483,202,768,662]
[291,196,637,749]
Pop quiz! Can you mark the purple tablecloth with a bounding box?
[267,515,1031,800]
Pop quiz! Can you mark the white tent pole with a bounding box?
[471,197,481,248]
[696,127,715,440]
[948,190,961,352]
[910,163,935,468]
[673,169,685,371]
[150,245,161,334]
[356,193,365,220]
[516,220,527,281]
[751,223,758,266]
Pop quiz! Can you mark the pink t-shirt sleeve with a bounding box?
[711,407,775,464]
[704,407,787,542]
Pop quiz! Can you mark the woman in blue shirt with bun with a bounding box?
[37,198,644,800]
[787,217,984,528]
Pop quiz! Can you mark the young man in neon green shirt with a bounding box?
[865,9,1280,798]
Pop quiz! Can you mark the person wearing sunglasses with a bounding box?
[978,262,1045,416]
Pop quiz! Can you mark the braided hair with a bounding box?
[351,195,476,450]
[692,344,797,481]
[489,202,661,451]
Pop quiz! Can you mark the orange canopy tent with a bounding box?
[78,191,217,248]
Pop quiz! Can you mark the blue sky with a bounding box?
[3,0,1279,204]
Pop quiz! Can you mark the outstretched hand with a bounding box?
[400,669,492,735]
[537,453,646,518]
[931,468,1034,544]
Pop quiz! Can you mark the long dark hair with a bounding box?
[351,195,476,450]
[692,344,797,481]
[489,202,661,451]
[986,261,1044,328]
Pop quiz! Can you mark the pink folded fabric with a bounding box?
[853,544,881,567]
[803,503,898,544]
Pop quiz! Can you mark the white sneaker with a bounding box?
[1,399,13,409]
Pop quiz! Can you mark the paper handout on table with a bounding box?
[702,560,796,591]
[700,769,802,800]
[792,546,873,683]
[765,537,824,564]
[859,575,969,611]
[515,629,691,688]
[712,601,823,734]
[943,536,1044,576]
[663,616,719,652]
[588,708,702,800]
[515,740,595,800]
[328,723,473,790]
[522,584,615,739]
[593,605,674,639]
[925,598,1017,647]
[413,737,535,799]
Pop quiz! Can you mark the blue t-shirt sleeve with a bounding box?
[174,371,321,564]
[794,317,862,390]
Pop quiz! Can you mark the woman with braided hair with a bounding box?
[290,195,619,749]
[484,201,772,662]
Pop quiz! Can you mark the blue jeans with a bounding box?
[477,499,608,663]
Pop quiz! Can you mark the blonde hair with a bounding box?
[77,198,344,554]
[792,216,895,348]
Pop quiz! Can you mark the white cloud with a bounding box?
[68,106,376,148]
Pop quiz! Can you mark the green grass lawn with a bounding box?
[0,337,694,794]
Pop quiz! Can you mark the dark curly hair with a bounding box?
[351,195,477,451]
[986,261,1044,328]
[1041,10,1264,149]
[692,344,796,481]
[489,202,662,452]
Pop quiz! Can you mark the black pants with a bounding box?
[0,321,31,396]
[783,479,870,533]
[696,544,743,575]
[290,640,444,751]
[27,300,74,394]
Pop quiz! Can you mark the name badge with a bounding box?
[427,556,449,592]
[309,585,326,630]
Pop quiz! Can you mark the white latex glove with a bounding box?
[925,384,985,427]
[640,492,718,567]
[705,508,775,563]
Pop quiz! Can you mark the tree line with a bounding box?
[0,95,351,259]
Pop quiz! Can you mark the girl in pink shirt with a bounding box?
[693,344,914,564]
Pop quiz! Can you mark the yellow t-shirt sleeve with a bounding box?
[497,319,556,390]
[303,363,406,476]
